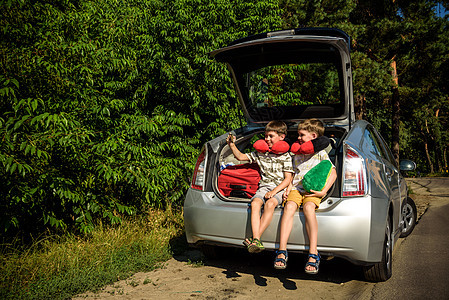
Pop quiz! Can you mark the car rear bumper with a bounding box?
[184,188,385,265]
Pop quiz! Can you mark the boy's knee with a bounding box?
[284,201,298,213]
[264,199,278,210]
[303,202,316,215]
[251,198,263,209]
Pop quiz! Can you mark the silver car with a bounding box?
[183,28,416,282]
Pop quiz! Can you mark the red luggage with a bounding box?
[218,163,261,198]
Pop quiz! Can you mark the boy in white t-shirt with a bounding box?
[274,119,337,275]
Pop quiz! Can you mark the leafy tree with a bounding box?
[2,0,447,236]
[279,0,448,173]
[0,0,282,234]
[388,0,448,172]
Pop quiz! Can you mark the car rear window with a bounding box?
[245,62,341,108]
[225,42,346,122]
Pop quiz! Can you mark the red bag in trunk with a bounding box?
[218,163,261,198]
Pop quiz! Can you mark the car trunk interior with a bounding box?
[214,126,346,203]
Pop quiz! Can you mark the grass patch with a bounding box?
[0,209,187,299]
[425,170,449,177]
[187,259,204,267]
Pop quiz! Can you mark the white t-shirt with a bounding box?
[291,150,334,193]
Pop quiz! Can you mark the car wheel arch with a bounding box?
[363,212,393,282]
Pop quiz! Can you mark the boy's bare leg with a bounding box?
[247,198,264,242]
[275,201,298,267]
[256,197,278,238]
[303,201,318,271]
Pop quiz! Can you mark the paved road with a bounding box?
[370,178,449,299]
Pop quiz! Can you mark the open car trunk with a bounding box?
[208,28,354,204]
[214,126,346,203]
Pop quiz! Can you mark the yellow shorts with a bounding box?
[285,189,321,209]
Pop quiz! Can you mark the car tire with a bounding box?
[363,214,393,282]
[400,197,417,238]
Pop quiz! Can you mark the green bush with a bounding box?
[0,0,282,234]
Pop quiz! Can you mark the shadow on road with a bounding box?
[171,241,366,288]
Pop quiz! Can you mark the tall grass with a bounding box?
[0,209,186,299]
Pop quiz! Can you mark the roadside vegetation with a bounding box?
[0,209,186,299]
[1,0,447,235]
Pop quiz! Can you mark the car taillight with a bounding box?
[342,145,367,197]
[191,147,206,190]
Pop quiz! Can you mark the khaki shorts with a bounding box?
[252,185,284,205]
[285,189,321,209]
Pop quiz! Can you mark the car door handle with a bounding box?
[385,168,394,178]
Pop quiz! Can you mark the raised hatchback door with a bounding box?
[210,28,355,130]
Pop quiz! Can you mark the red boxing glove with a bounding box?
[253,140,290,154]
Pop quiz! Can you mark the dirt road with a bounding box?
[76,178,437,300]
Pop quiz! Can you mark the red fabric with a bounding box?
[290,140,314,154]
[290,141,301,154]
[253,139,270,153]
[299,141,314,154]
[218,163,261,198]
[253,139,290,154]
[271,141,290,154]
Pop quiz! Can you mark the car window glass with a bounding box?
[363,127,396,165]
[246,63,341,108]
[226,42,347,122]
[373,129,398,167]
[362,129,380,157]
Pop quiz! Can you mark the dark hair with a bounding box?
[265,120,287,135]
[297,119,324,136]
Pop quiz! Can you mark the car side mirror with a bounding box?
[400,159,416,171]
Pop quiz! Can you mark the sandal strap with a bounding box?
[275,250,288,257]
[274,250,288,269]
[305,261,318,268]
[253,238,264,248]
[305,252,320,274]
[308,253,321,261]
[275,250,288,262]
[275,257,287,263]
[242,237,253,247]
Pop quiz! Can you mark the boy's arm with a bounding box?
[264,171,293,199]
[283,181,293,201]
[306,167,337,198]
[226,133,250,162]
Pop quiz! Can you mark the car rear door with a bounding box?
[371,127,403,237]
[210,28,355,131]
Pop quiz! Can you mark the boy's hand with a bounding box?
[264,190,276,199]
[226,133,236,145]
[305,189,326,198]
[225,132,250,162]
[283,184,292,201]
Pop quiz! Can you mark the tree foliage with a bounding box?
[351,0,449,173]
[279,0,449,173]
[1,0,447,235]
[0,0,282,234]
